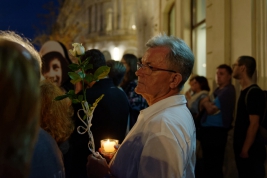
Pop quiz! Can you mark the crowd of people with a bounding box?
[186,60,266,178]
[0,29,266,178]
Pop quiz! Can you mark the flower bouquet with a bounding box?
[55,43,110,156]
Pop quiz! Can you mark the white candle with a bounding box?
[103,139,115,152]
[101,139,118,153]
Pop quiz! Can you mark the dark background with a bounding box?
[0,0,59,49]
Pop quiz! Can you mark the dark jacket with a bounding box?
[65,78,130,178]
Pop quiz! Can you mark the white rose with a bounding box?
[69,43,85,57]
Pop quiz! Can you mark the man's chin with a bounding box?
[134,86,143,95]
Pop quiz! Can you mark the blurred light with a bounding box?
[202,63,206,68]
[132,25,136,30]
[113,47,120,61]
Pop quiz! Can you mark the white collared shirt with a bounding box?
[109,95,196,178]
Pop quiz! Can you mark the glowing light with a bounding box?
[202,63,206,68]
[113,47,120,61]
[132,25,136,30]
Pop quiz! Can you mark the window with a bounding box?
[168,3,175,36]
[106,8,113,31]
[192,0,206,76]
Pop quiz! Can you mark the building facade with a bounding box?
[56,0,138,61]
[56,0,267,91]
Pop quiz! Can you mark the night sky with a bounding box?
[0,0,59,45]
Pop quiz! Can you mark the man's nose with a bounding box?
[135,67,144,76]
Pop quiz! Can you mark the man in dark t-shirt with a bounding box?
[233,56,266,178]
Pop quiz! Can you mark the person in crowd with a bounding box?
[106,59,126,88]
[0,31,65,178]
[106,59,132,135]
[0,34,40,178]
[185,75,199,101]
[186,76,210,177]
[120,54,148,128]
[40,79,74,154]
[232,56,266,178]
[120,54,138,91]
[187,76,210,120]
[86,33,196,178]
[65,49,130,178]
[106,60,131,134]
[40,40,73,92]
[200,64,236,178]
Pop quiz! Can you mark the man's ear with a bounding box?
[170,73,182,89]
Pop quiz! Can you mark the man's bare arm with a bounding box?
[200,97,220,115]
[240,115,260,158]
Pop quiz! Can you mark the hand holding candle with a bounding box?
[101,139,118,153]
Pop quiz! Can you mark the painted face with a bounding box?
[43,58,62,86]
[135,47,175,103]
[215,68,231,87]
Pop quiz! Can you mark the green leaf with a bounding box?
[84,73,94,83]
[68,72,81,80]
[94,66,110,80]
[78,95,83,102]
[77,71,86,79]
[83,114,87,120]
[84,63,93,71]
[69,72,82,84]
[67,90,75,95]
[70,79,82,84]
[78,58,82,65]
[54,94,68,101]
[72,99,80,104]
[81,57,90,65]
[68,63,80,71]
[81,57,90,66]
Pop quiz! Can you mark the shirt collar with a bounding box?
[139,95,187,122]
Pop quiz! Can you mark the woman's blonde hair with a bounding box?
[40,80,74,144]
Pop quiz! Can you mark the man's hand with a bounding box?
[99,144,120,163]
[86,154,110,178]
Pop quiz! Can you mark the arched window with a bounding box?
[192,0,206,76]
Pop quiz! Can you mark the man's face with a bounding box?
[43,58,62,86]
[215,68,231,87]
[135,47,176,104]
[232,60,242,79]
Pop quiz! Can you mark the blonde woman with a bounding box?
[40,80,74,154]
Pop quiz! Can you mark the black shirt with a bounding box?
[233,84,265,151]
